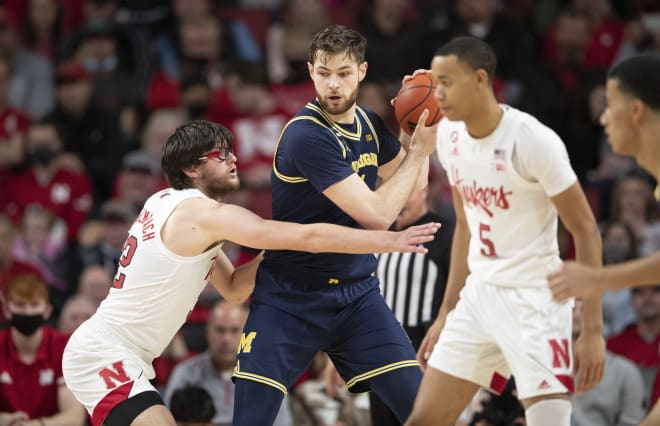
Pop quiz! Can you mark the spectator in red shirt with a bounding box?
[0,274,85,424]
[607,285,660,407]
[3,121,93,241]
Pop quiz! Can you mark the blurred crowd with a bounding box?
[0,0,659,425]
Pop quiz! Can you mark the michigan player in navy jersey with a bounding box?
[231,25,438,426]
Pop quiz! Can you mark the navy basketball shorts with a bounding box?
[232,265,419,395]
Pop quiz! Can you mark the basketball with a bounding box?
[394,74,442,135]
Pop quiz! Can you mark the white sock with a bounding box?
[525,398,572,426]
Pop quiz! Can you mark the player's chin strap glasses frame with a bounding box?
[198,147,234,162]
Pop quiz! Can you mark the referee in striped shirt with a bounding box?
[371,185,455,426]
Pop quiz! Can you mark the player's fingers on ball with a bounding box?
[412,69,430,76]
[418,108,430,121]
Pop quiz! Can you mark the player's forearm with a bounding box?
[573,226,604,333]
[437,221,470,317]
[227,254,262,302]
[301,224,399,254]
[601,252,660,289]
[208,254,259,303]
[372,144,429,227]
[413,158,429,192]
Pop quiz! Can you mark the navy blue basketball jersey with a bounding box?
[262,99,401,284]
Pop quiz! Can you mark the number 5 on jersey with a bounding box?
[479,223,496,257]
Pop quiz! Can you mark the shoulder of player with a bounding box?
[169,197,219,226]
[281,115,334,141]
[510,110,564,150]
[187,200,260,232]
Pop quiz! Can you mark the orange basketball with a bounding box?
[394,74,442,135]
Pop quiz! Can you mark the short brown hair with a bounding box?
[4,274,49,303]
[308,25,367,65]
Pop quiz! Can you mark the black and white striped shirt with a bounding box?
[377,211,454,348]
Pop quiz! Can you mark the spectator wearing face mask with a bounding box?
[0,274,86,425]
[2,121,93,241]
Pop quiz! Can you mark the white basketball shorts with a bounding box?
[427,275,574,399]
[62,316,158,426]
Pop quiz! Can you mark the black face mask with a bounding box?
[28,146,57,166]
[10,313,45,336]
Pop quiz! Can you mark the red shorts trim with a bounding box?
[91,381,134,426]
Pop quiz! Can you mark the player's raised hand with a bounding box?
[416,313,447,371]
[573,331,605,394]
[548,262,602,302]
[390,69,432,107]
[409,109,439,156]
[393,222,441,254]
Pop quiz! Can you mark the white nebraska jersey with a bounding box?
[95,188,219,360]
[436,105,577,287]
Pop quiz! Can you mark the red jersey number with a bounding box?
[113,235,138,289]
[479,223,496,257]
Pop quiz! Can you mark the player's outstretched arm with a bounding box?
[165,197,439,258]
[418,187,470,370]
[207,203,441,255]
[549,253,660,302]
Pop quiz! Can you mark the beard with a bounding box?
[316,85,359,116]
[199,168,240,200]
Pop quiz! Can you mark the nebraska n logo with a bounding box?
[99,361,131,389]
[549,338,570,369]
